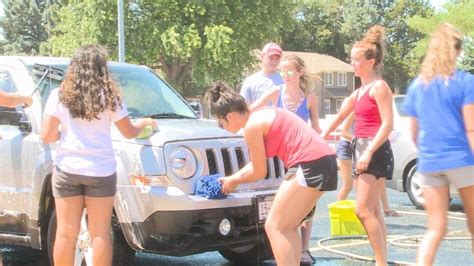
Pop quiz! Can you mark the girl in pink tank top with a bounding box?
[205,81,337,265]
[322,26,394,265]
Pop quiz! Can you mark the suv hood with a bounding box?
[112,119,240,146]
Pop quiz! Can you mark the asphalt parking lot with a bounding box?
[1,183,472,265]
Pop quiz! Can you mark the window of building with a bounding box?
[324,99,331,115]
[336,99,344,112]
[337,72,347,86]
[324,73,333,86]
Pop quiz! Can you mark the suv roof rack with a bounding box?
[32,64,64,81]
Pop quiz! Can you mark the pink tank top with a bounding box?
[264,108,334,168]
[354,86,382,138]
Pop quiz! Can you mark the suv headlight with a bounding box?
[169,146,197,179]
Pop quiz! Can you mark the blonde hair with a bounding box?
[420,23,463,84]
[353,25,386,74]
[282,54,313,95]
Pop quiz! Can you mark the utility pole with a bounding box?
[118,0,125,62]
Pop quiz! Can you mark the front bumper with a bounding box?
[120,205,267,256]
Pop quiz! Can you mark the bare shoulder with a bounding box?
[246,108,276,130]
[371,80,392,98]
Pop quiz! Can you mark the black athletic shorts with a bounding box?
[285,155,338,191]
[351,138,394,180]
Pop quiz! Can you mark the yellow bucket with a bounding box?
[328,200,366,236]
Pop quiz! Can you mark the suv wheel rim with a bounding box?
[410,171,425,206]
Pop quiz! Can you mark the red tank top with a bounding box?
[354,84,382,137]
[263,108,334,168]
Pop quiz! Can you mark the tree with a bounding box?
[43,0,294,96]
[408,1,474,74]
[0,0,58,54]
[280,0,433,94]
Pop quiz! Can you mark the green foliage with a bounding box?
[281,0,433,94]
[40,0,118,58]
[42,0,293,96]
[0,0,56,54]
[408,1,474,74]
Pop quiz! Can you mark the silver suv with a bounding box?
[0,56,284,265]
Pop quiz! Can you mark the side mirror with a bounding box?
[189,102,203,118]
[0,107,32,132]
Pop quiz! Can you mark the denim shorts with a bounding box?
[336,139,352,160]
[52,166,117,198]
[352,138,394,180]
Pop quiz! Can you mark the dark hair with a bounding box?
[205,81,248,119]
[60,44,122,121]
[353,25,386,72]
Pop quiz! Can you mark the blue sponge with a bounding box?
[195,174,227,199]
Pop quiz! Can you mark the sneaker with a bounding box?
[300,250,315,265]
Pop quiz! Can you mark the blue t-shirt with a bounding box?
[403,70,474,172]
[240,71,284,104]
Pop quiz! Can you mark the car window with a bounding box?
[27,63,197,119]
[394,96,408,117]
[110,66,196,118]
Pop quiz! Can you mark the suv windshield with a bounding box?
[28,63,197,119]
[394,96,408,117]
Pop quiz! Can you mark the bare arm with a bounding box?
[220,111,273,194]
[321,91,357,138]
[340,112,355,141]
[115,117,156,139]
[464,103,474,152]
[0,91,33,108]
[41,115,61,144]
[248,87,279,112]
[307,92,322,134]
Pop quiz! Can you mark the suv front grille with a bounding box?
[204,146,284,191]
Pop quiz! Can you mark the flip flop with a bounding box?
[301,250,316,265]
[384,209,400,217]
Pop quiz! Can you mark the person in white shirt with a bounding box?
[41,44,155,266]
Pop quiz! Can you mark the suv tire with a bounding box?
[46,210,135,266]
[406,164,425,209]
[219,237,273,264]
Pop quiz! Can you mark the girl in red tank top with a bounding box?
[205,81,337,265]
[322,26,394,266]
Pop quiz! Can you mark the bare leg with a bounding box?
[416,185,449,265]
[265,178,324,265]
[85,196,115,266]
[337,159,353,201]
[458,185,474,254]
[300,218,313,251]
[355,174,387,266]
[380,178,399,217]
[54,196,85,266]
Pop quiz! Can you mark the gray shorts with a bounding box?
[418,165,474,189]
[52,166,117,198]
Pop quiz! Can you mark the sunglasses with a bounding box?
[280,70,295,78]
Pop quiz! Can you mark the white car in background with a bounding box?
[387,95,460,209]
[321,95,459,209]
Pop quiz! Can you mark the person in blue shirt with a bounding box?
[403,23,474,265]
